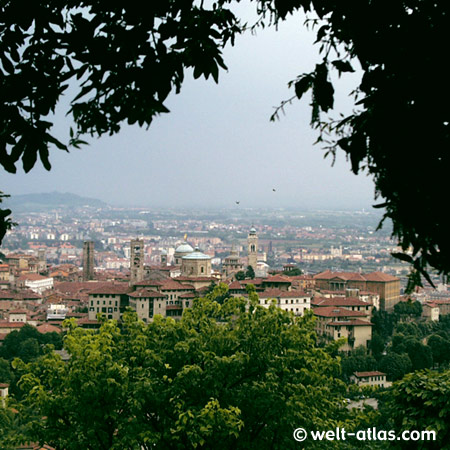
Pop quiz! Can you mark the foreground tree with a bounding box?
[380,369,450,450]
[12,294,352,449]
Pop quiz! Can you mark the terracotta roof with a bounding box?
[179,292,196,299]
[132,280,163,287]
[263,275,292,283]
[8,309,29,314]
[18,273,51,281]
[128,289,167,299]
[228,281,243,289]
[364,272,399,282]
[36,323,62,334]
[55,281,112,295]
[354,371,386,378]
[314,270,399,283]
[0,291,19,300]
[0,321,27,329]
[313,307,368,318]
[314,271,366,281]
[87,283,129,295]
[0,383,9,388]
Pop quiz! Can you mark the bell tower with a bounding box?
[247,226,258,271]
[130,239,144,284]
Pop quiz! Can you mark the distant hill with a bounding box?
[5,192,108,211]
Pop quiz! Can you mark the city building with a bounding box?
[181,247,212,277]
[350,371,391,388]
[313,306,373,351]
[258,289,311,316]
[222,244,244,278]
[17,273,54,295]
[128,289,167,323]
[88,283,130,321]
[314,271,400,310]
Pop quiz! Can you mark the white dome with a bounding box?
[175,242,194,254]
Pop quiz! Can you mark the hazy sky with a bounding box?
[2,5,377,210]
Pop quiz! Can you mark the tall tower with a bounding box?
[247,226,258,272]
[37,248,47,273]
[82,241,95,281]
[130,239,144,284]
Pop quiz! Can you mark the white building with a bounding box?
[47,304,68,320]
[258,289,311,317]
[18,273,54,294]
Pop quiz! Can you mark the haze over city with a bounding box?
[2,7,375,210]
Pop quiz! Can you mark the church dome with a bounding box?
[175,242,194,254]
[182,247,211,260]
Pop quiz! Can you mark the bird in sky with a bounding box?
[272,188,276,192]
[235,201,240,205]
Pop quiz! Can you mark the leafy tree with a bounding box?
[0,357,13,384]
[380,369,450,449]
[0,405,28,450]
[0,324,62,361]
[284,267,303,277]
[379,352,412,382]
[245,265,255,280]
[427,334,450,368]
[406,341,433,372]
[340,346,377,381]
[13,295,351,449]
[235,271,245,281]
[206,282,231,305]
[368,332,385,361]
[371,309,396,340]
[394,299,422,318]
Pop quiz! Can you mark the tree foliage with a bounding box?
[394,299,422,318]
[12,294,351,449]
[245,265,255,280]
[381,369,450,449]
[0,324,63,362]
